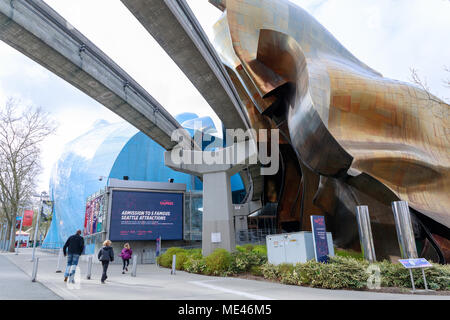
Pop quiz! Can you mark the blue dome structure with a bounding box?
[42,114,245,248]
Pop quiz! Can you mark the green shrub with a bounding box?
[186,248,202,259]
[260,263,280,280]
[260,256,449,291]
[158,247,187,268]
[378,260,450,290]
[229,250,268,275]
[175,251,188,270]
[205,248,232,276]
[335,249,364,260]
[278,263,295,275]
[252,245,267,256]
[242,244,254,252]
[250,265,263,277]
[184,256,207,274]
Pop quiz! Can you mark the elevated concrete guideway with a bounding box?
[0,0,196,151]
[121,0,264,202]
[121,0,251,132]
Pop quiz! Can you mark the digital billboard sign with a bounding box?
[109,190,183,241]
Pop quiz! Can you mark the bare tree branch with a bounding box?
[0,99,56,252]
[410,67,450,105]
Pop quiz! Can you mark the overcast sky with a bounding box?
[0,0,449,193]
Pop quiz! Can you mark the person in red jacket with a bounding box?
[119,243,132,274]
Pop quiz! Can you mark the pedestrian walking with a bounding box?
[63,229,85,283]
[119,243,133,274]
[98,240,114,284]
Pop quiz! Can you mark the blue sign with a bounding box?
[311,215,329,263]
[109,190,183,241]
[16,216,22,221]
[399,258,432,269]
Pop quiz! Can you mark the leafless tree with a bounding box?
[410,67,449,105]
[0,99,56,252]
[444,66,450,89]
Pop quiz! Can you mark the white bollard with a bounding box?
[131,254,138,277]
[56,248,63,273]
[171,254,176,275]
[86,256,93,280]
[31,257,39,282]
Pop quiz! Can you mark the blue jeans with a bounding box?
[64,253,80,278]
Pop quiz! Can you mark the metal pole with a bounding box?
[31,257,39,282]
[355,206,377,262]
[131,254,137,277]
[190,192,192,241]
[56,248,63,273]
[0,223,4,251]
[171,254,176,275]
[409,269,416,292]
[31,196,43,262]
[86,255,93,279]
[421,268,429,291]
[16,209,25,255]
[391,201,418,259]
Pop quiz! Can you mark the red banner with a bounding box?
[22,210,34,227]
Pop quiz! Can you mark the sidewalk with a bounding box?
[0,254,61,300]
[2,249,449,300]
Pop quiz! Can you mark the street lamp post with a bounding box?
[31,191,48,262]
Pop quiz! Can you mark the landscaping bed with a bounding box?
[157,245,450,292]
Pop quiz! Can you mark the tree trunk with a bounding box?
[8,221,16,252]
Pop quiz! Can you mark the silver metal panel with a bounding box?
[356,205,377,262]
[391,201,418,259]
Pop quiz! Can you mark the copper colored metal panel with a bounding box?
[208,0,449,261]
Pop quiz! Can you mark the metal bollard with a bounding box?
[421,269,429,291]
[86,256,93,280]
[391,201,418,259]
[356,206,377,262]
[131,254,138,277]
[31,257,39,282]
[0,225,4,251]
[56,248,63,273]
[171,254,176,275]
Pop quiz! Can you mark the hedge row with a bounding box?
[260,257,450,290]
[157,244,267,276]
[157,246,450,291]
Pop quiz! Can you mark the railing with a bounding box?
[235,229,277,245]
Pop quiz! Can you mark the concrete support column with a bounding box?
[165,140,258,256]
[202,171,235,256]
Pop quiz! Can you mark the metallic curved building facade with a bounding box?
[208,0,449,262]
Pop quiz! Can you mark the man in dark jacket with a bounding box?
[98,240,114,284]
[63,230,84,283]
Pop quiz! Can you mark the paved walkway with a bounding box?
[1,249,449,300]
[0,254,61,300]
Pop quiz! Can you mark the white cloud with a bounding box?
[291,0,450,99]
